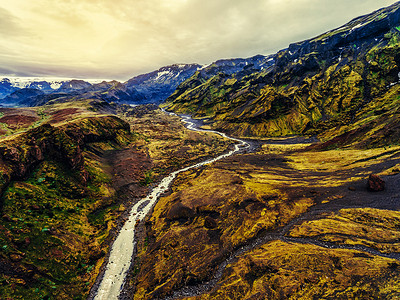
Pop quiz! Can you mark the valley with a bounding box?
[1,99,400,299]
[129,127,400,300]
[0,102,232,299]
[1,1,400,299]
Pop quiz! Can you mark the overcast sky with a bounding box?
[0,0,398,80]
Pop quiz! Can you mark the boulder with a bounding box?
[204,216,217,229]
[367,174,385,192]
[166,202,194,221]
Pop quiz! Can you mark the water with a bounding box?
[93,114,250,299]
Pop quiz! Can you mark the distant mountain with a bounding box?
[163,1,400,145]
[0,65,202,106]
[0,77,104,102]
[26,81,58,93]
[57,79,92,93]
[0,79,19,99]
[124,64,201,103]
[0,88,45,107]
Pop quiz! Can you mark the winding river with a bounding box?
[92,113,250,299]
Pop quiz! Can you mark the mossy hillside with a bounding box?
[132,134,400,299]
[0,159,113,299]
[188,241,400,300]
[164,4,400,142]
[0,115,134,299]
[289,208,400,254]
[308,83,400,149]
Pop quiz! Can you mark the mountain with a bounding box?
[0,79,19,99]
[57,79,92,93]
[0,88,45,107]
[163,1,400,145]
[0,64,201,106]
[0,59,273,107]
[124,63,201,103]
[26,81,61,93]
[77,61,269,105]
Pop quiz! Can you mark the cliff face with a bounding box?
[163,2,400,141]
[0,116,130,195]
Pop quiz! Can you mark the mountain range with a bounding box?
[3,2,400,147]
[0,59,269,108]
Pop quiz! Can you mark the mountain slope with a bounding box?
[0,88,45,107]
[124,64,201,104]
[163,2,400,141]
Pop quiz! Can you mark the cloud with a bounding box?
[0,7,26,37]
[0,0,397,80]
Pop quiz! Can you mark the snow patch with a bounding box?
[50,82,63,89]
[350,23,364,31]
[198,64,211,71]
[154,71,171,81]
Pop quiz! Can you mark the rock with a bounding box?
[30,204,40,210]
[367,174,385,192]
[204,216,217,229]
[2,214,12,222]
[166,203,194,221]
[9,253,23,262]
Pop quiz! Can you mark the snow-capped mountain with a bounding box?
[0,79,19,98]
[0,77,107,99]
[0,59,271,106]
[124,64,201,103]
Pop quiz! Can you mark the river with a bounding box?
[91,113,250,299]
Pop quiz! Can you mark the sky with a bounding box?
[0,0,398,81]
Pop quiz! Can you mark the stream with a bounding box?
[91,113,250,299]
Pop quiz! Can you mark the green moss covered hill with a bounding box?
[0,115,133,299]
[163,2,400,143]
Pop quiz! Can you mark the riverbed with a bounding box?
[90,113,250,299]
